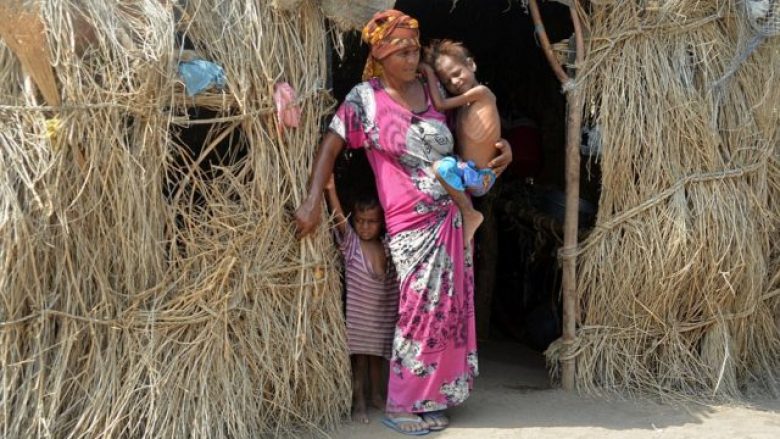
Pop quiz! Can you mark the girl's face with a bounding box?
[434,54,477,96]
[353,207,384,241]
[380,46,421,83]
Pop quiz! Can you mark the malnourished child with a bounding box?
[421,39,501,243]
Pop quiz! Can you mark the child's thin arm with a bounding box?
[421,64,488,111]
[323,174,347,235]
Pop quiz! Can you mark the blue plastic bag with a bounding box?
[177,60,226,96]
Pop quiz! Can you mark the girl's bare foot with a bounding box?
[352,398,369,424]
[351,355,370,423]
[462,207,483,244]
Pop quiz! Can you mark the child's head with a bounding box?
[423,39,478,96]
[352,195,384,241]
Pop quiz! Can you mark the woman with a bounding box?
[295,10,511,435]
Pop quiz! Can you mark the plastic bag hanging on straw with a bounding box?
[178,59,226,96]
[273,82,302,133]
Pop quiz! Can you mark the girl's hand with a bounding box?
[294,199,321,239]
[324,174,336,191]
[488,138,513,177]
[418,62,435,76]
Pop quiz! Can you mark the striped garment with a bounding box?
[337,223,399,359]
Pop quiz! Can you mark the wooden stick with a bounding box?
[559,2,586,392]
[528,0,570,84]
[0,1,60,106]
[528,0,585,391]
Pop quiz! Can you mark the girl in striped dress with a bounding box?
[324,175,399,424]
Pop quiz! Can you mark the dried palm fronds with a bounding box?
[546,0,780,401]
[271,0,304,11]
[1,1,349,437]
[320,0,395,31]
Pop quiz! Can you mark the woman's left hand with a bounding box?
[488,138,513,177]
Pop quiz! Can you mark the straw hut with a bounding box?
[1,0,359,437]
[0,0,778,437]
[536,0,780,401]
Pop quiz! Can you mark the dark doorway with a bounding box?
[329,0,599,353]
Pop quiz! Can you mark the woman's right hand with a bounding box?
[294,198,321,239]
[294,127,346,239]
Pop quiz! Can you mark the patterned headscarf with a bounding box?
[361,10,420,81]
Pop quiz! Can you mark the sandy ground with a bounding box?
[328,341,780,439]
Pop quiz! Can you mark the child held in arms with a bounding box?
[324,175,399,424]
[420,39,501,243]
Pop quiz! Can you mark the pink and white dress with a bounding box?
[329,78,478,414]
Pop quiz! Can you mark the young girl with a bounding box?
[324,175,399,424]
[420,39,501,244]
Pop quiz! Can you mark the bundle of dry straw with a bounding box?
[547,0,780,401]
[1,1,350,437]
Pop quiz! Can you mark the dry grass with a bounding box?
[320,0,395,32]
[547,0,780,401]
[1,1,349,437]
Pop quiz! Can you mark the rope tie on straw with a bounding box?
[0,102,136,112]
[557,245,580,262]
[573,12,728,86]
[577,290,780,337]
[0,87,330,125]
[553,337,581,361]
[581,157,769,255]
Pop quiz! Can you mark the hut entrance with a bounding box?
[330,0,600,365]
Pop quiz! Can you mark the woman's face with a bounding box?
[380,46,421,83]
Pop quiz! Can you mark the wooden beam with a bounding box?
[528,0,570,84]
[0,1,60,107]
[528,0,586,392]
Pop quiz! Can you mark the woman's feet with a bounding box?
[383,412,430,435]
[421,410,449,431]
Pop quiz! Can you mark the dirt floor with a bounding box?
[330,341,780,439]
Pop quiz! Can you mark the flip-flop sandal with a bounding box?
[421,410,449,431]
[382,415,430,436]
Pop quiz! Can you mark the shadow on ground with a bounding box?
[327,341,780,439]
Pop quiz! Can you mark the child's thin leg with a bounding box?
[368,355,386,410]
[433,161,483,244]
[351,355,369,423]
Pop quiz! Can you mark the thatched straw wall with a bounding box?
[548,0,780,400]
[1,1,350,437]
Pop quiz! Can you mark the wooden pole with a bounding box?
[527,0,570,85]
[528,0,586,392]
[0,1,60,107]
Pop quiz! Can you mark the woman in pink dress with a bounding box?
[295,9,512,435]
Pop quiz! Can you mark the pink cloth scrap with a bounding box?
[273,82,301,132]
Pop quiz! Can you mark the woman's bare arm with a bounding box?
[294,131,345,238]
[488,139,513,177]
